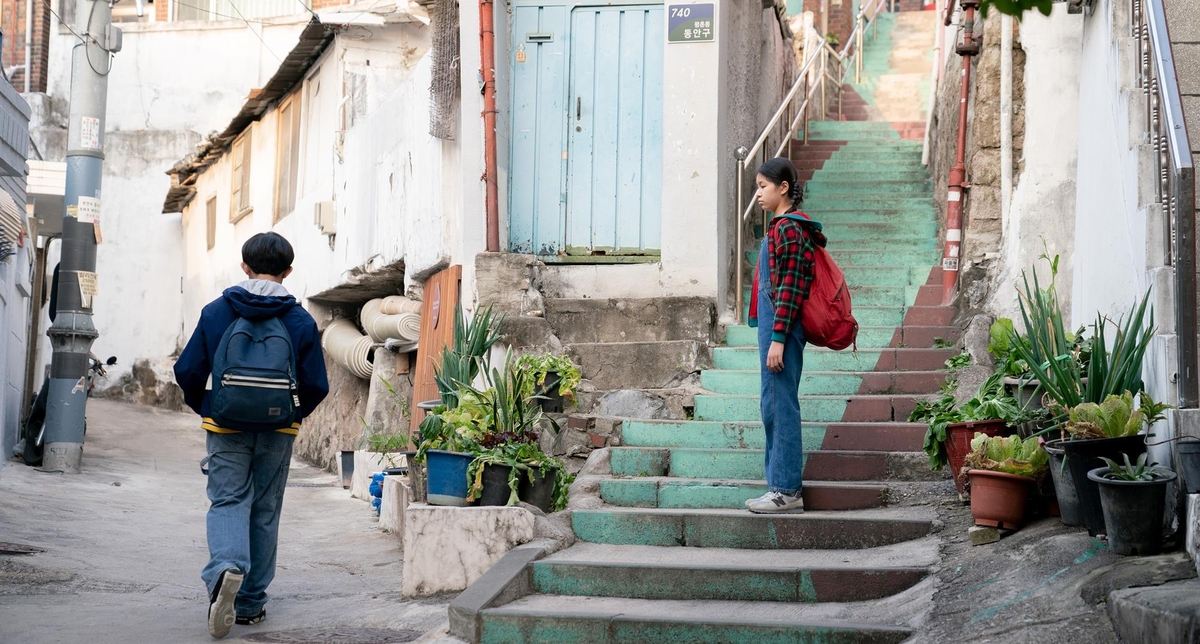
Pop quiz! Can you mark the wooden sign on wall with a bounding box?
[409,264,462,433]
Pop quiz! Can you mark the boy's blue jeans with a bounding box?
[201,431,294,616]
[757,241,807,496]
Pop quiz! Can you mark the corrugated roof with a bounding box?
[162,18,335,213]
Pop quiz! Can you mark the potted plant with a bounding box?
[516,353,582,413]
[416,304,503,507]
[964,433,1049,530]
[464,353,573,512]
[358,375,415,474]
[1176,437,1200,495]
[1057,391,1169,536]
[1088,453,1176,556]
[911,374,1043,497]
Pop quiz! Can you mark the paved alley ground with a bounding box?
[0,400,452,644]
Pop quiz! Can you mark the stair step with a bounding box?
[700,369,950,396]
[694,394,930,423]
[480,594,917,644]
[807,181,933,196]
[532,541,935,601]
[545,297,714,344]
[740,283,923,308]
[621,420,927,452]
[570,507,935,549]
[608,447,935,483]
[723,322,954,349]
[829,249,940,266]
[598,477,889,510]
[566,341,708,390]
[712,346,958,371]
[801,168,930,182]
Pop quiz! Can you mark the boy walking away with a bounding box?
[174,232,329,639]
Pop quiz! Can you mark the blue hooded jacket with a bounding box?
[174,282,329,433]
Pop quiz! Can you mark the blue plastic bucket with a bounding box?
[425,450,474,507]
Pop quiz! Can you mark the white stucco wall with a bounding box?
[987,8,1082,323]
[36,13,311,383]
[179,26,464,333]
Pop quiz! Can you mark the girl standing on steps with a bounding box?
[745,157,826,514]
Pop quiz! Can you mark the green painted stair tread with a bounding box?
[724,325,899,349]
[620,420,926,452]
[598,477,890,511]
[608,447,930,481]
[694,394,932,423]
[480,594,917,644]
[700,369,950,396]
[532,541,936,602]
[569,506,936,549]
[712,347,958,372]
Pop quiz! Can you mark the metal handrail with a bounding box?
[1136,0,1197,407]
[732,0,888,324]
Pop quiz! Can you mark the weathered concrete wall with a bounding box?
[295,351,370,471]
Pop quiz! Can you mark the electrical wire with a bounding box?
[170,0,273,23]
[294,0,318,20]
[41,0,113,76]
[225,0,283,62]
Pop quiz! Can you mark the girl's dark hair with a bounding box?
[757,157,803,209]
[242,232,295,277]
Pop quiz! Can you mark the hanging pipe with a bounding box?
[942,0,979,305]
[322,318,375,380]
[480,0,500,252]
[361,298,421,343]
[379,295,422,314]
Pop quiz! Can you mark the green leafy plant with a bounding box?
[912,374,1045,470]
[964,433,1049,480]
[944,351,972,372]
[988,318,1033,380]
[516,353,583,403]
[1097,452,1167,482]
[980,0,1053,19]
[933,337,954,349]
[433,304,504,408]
[1065,391,1170,440]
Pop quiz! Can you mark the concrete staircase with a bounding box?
[461,10,951,643]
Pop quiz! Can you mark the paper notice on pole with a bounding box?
[93,221,103,244]
[77,271,98,309]
[77,197,100,223]
[65,205,78,220]
[81,117,100,150]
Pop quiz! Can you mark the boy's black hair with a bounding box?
[242,232,294,277]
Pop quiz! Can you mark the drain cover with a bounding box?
[241,628,421,643]
[0,542,45,555]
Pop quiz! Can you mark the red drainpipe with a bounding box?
[480,0,500,252]
[942,0,979,304]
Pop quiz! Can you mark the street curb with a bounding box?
[447,538,558,643]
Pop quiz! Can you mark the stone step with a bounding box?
[531,541,936,602]
[723,323,957,349]
[566,341,708,390]
[480,594,916,643]
[609,446,930,481]
[802,198,936,212]
[815,221,939,241]
[700,369,949,396]
[598,477,889,511]
[806,180,933,196]
[569,507,935,549]
[545,297,714,344]
[693,394,929,423]
[800,168,930,182]
[740,283,926,309]
[621,420,927,452]
[712,346,958,372]
[829,249,940,266]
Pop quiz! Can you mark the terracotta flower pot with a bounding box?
[968,469,1034,530]
[946,420,1009,497]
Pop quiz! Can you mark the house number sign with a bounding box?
[667,4,714,43]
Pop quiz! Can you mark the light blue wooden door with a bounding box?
[508,6,569,255]
[565,5,663,257]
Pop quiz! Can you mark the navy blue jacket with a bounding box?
[174,285,329,431]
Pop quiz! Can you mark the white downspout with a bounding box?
[24,0,32,93]
[1000,14,1013,224]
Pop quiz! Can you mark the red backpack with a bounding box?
[801,244,858,351]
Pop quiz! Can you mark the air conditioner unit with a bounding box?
[314,200,336,235]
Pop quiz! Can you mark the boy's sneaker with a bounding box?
[744,492,772,508]
[747,492,804,514]
[236,610,266,626]
[208,568,244,639]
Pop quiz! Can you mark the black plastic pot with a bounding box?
[1176,440,1200,494]
[1088,466,1176,556]
[519,468,556,513]
[339,450,355,489]
[1061,435,1147,536]
[479,464,514,506]
[538,371,565,413]
[1044,439,1082,527]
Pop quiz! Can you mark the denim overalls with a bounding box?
[756,234,807,496]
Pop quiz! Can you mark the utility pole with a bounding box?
[42,0,121,473]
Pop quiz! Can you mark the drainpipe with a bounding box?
[941,0,979,305]
[1000,14,1013,225]
[480,0,500,252]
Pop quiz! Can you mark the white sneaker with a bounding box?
[747,492,805,514]
[744,492,772,508]
[208,568,244,639]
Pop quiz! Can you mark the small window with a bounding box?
[274,95,302,223]
[230,131,253,222]
[205,197,217,251]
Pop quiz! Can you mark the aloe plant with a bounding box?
[433,304,504,408]
[1097,453,1166,482]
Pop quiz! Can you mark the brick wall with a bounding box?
[1,0,52,92]
[801,0,855,50]
[156,0,167,22]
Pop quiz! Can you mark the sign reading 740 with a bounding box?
[668,4,714,43]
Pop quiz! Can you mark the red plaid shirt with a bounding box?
[753,213,825,343]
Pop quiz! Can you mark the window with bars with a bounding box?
[206,196,217,250]
[274,95,302,223]
[230,131,253,222]
[173,0,310,21]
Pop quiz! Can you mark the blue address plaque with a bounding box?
[667,4,715,43]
